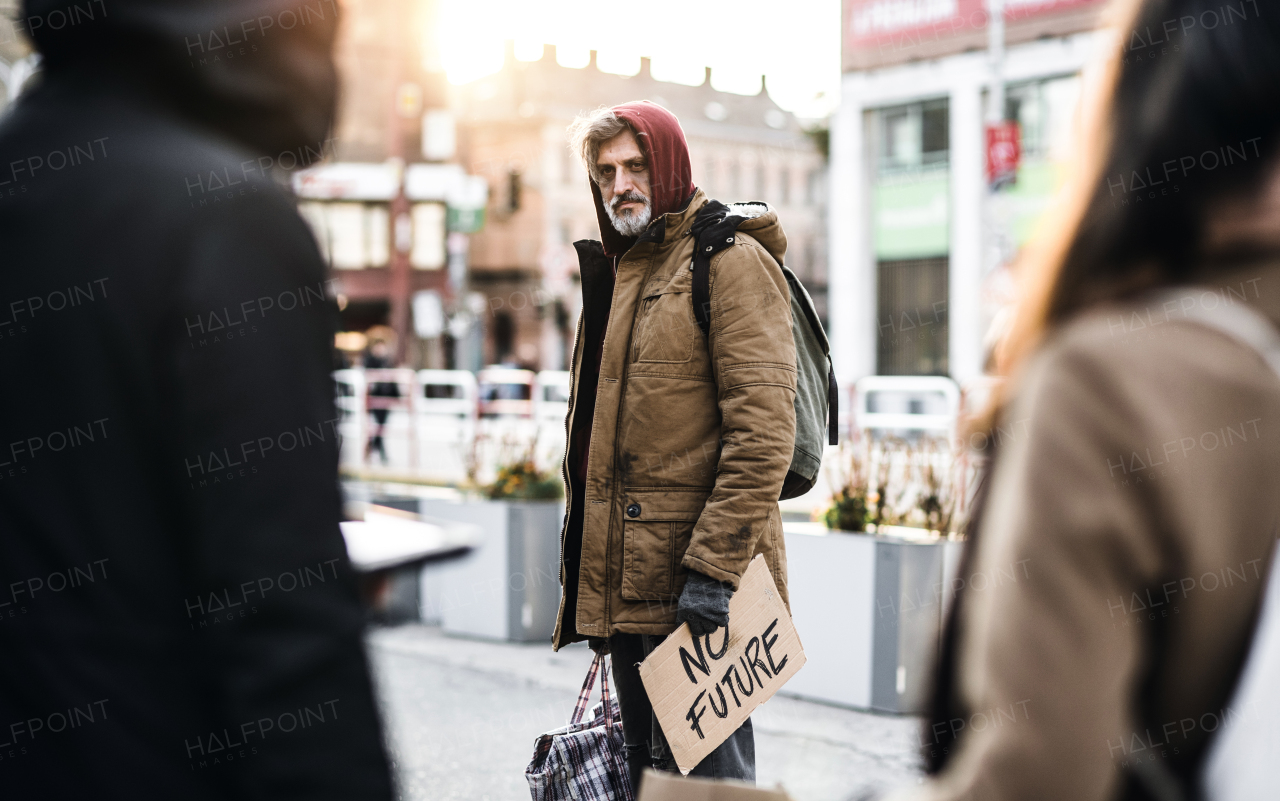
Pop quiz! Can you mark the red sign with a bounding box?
[844,0,1104,50]
[846,0,982,48]
[986,121,1021,190]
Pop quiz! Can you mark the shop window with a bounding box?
[807,169,824,206]
[298,202,389,269]
[922,102,949,158]
[877,257,949,376]
[492,311,514,363]
[410,203,446,269]
[1004,75,1081,161]
[507,169,522,213]
[876,99,949,176]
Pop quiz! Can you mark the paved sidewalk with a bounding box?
[368,625,924,801]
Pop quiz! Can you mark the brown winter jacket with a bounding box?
[895,263,1280,801]
[552,188,797,650]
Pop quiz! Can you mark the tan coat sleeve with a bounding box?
[898,313,1280,801]
[682,240,797,588]
[942,345,1153,800]
[899,340,1162,801]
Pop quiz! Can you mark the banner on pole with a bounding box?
[986,121,1021,190]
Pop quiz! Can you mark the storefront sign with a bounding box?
[293,163,400,201]
[874,168,950,259]
[844,0,1104,57]
[1004,159,1059,244]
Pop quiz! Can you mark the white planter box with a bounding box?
[781,524,963,714]
[417,498,565,642]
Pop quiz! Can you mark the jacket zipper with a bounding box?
[557,311,585,581]
[599,254,623,639]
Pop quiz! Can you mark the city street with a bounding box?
[368,625,924,801]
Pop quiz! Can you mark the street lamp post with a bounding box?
[987,0,1005,127]
[386,61,414,366]
[984,0,1019,269]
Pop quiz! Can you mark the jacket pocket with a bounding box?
[633,290,695,364]
[620,490,708,601]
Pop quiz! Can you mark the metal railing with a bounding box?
[853,375,961,437]
[334,369,569,482]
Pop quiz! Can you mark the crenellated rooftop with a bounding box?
[453,41,810,147]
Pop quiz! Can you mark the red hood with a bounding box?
[590,101,695,257]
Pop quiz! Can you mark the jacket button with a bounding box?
[626,503,641,518]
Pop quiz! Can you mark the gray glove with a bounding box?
[676,571,733,636]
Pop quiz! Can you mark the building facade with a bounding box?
[1,0,827,375]
[293,0,481,369]
[453,44,829,371]
[830,0,1110,391]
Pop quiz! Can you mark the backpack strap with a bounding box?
[1144,286,1280,376]
[1131,286,1280,801]
[690,199,841,446]
[828,366,839,446]
[689,200,734,337]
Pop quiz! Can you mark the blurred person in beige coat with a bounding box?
[896,0,1280,799]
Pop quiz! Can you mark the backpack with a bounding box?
[688,200,837,501]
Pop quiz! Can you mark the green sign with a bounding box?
[448,206,485,234]
[873,168,950,259]
[1002,159,1060,246]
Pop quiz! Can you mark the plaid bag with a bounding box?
[526,652,634,801]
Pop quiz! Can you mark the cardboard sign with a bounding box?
[639,555,806,774]
[637,769,794,800]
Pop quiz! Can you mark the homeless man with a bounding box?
[553,100,797,794]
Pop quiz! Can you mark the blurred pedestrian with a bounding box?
[0,1,394,798]
[903,1,1280,799]
[363,334,399,466]
[554,101,798,795]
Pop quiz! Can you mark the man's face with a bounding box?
[596,128,653,237]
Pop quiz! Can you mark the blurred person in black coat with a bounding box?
[362,337,398,466]
[0,1,395,799]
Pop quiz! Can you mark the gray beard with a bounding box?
[606,196,653,237]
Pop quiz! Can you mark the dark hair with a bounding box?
[20,0,338,157]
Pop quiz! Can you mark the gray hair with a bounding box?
[567,107,633,185]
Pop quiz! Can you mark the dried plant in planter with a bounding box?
[461,426,486,489]
[871,437,912,528]
[910,436,959,534]
[485,433,564,501]
[822,433,969,537]
[823,436,872,532]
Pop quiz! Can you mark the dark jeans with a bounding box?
[610,632,755,797]
[366,408,389,463]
